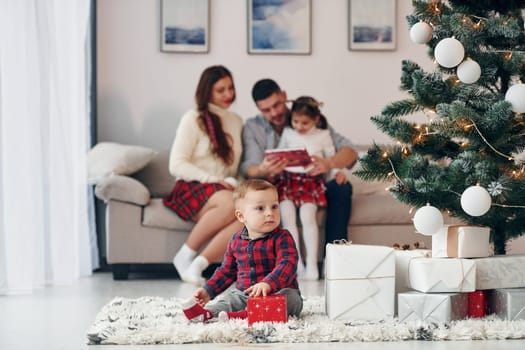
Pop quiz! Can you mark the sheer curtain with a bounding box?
[0,0,97,294]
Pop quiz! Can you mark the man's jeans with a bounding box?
[323,179,352,256]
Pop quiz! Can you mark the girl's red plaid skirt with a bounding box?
[274,171,327,207]
[163,179,226,221]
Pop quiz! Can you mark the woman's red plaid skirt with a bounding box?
[163,179,226,221]
[274,171,327,207]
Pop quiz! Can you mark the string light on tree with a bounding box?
[354,1,525,255]
[413,204,444,236]
[460,185,492,216]
[434,37,465,68]
[410,22,433,44]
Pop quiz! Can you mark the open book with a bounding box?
[264,147,312,167]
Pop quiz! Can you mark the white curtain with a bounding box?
[0,0,97,294]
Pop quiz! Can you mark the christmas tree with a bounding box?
[355,0,525,255]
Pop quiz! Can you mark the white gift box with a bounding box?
[432,225,490,258]
[474,254,525,290]
[325,243,395,321]
[398,291,468,323]
[408,258,476,293]
[487,288,525,320]
[394,249,431,314]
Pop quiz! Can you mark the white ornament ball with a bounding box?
[413,205,444,236]
[410,22,433,44]
[434,38,465,68]
[460,185,492,216]
[457,59,481,84]
[505,83,525,113]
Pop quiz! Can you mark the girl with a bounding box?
[163,65,244,284]
[274,96,347,280]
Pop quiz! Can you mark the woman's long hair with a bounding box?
[289,96,328,129]
[195,65,235,165]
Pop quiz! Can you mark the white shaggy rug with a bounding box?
[86,296,525,345]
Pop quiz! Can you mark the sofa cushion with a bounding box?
[350,193,412,225]
[349,173,393,196]
[142,199,194,231]
[95,175,150,205]
[88,142,158,184]
[133,151,175,197]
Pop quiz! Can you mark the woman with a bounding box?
[163,65,244,284]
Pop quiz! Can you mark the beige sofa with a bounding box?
[94,147,441,280]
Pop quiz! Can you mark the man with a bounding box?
[241,79,357,261]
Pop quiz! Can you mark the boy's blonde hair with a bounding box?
[233,179,276,206]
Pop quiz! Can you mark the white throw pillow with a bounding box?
[88,142,158,184]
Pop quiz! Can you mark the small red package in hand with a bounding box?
[467,290,487,318]
[247,294,287,326]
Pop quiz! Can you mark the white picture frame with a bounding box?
[349,0,396,51]
[161,0,209,53]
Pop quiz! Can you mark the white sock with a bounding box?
[173,244,197,274]
[180,256,209,285]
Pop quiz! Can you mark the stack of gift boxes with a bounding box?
[325,226,525,322]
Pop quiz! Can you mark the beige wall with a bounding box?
[96,0,433,150]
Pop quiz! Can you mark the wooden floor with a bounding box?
[0,271,524,349]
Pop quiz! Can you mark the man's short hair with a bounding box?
[251,79,281,102]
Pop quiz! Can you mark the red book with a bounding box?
[264,148,312,167]
[467,290,486,318]
[247,294,287,326]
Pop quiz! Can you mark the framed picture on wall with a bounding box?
[348,0,396,51]
[160,0,209,53]
[248,0,311,55]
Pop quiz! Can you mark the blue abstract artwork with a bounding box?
[249,0,311,54]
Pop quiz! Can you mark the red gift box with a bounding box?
[467,290,487,318]
[247,294,287,326]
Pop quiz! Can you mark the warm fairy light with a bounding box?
[464,123,474,131]
[382,151,388,158]
[504,52,513,60]
[473,20,482,29]
[428,0,441,14]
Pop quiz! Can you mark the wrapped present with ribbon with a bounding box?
[473,254,525,290]
[247,294,287,326]
[432,225,490,258]
[393,248,431,315]
[467,290,487,318]
[408,257,476,293]
[325,240,395,321]
[398,291,468,323]
[487,288,525,320]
